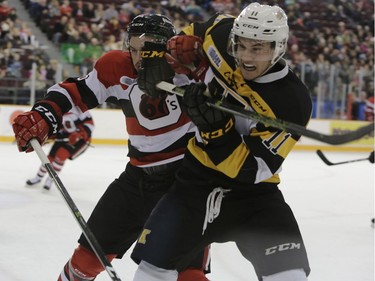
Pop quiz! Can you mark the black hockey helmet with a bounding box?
[124,14,176,49]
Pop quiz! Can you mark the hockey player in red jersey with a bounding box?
[26,107,94,191]
[12,14,210,281]
[130,3,311,281]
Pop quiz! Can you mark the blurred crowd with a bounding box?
[0,0,373,120]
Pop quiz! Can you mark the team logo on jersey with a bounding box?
[139,94,170,120]
[130,86,182,130]
[120,76,136,86]
[224,71,245,90]
[207,46,222,68]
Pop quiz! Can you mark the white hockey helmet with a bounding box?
[227,2,289,66]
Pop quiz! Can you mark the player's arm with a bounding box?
[12,78,94,152]
[183,82,245,178]
[13,51,126,152]
[183,82,307,184]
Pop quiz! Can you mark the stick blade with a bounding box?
[316,150,334,165]
[323,122,374,145]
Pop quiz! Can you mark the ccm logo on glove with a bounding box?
[200,117,234,140]
[34,104,59,135]
[141,50,165,58]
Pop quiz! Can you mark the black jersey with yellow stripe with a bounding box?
[181,14,312,187]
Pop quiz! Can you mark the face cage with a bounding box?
[227,33,286,65]
[123,33,168,51]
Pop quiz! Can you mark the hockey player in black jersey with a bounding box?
[131,3,312,281]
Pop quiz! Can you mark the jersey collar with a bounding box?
[252,59,288,83]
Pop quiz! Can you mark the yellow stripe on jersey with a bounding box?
[181,25,194,36]
[188,138,249,179]
[203,41,277,119]
[263,174,281,184]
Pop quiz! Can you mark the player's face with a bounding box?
[235,37,273,80]
[128,35,155,71]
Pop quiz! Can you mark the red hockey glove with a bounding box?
[68,127,89,145]
[167,35,204,64]
[166,35,208,81]
[12,101,62,152]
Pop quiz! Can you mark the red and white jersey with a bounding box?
[47,50,196,167]
[61,106,94,135]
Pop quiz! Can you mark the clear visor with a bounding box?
[123,33,167,51]
[227,33,276,62]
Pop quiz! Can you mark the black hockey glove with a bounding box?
[138,42,175,99]
[183,82,235,143]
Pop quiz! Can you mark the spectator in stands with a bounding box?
[351,91,368,120]
[88,23,103,42]
[49,15,69,44]
[0,1,13,21]
[103,3,119,22]
[183,1,205,21]
[28,0,48,26]
[103,34,121,52]
[92,3,105,24]
[105,17,122,41]
[72,0,84,20]
[65,21,82,44]
[118,6,133,26]
[47,0,61,17]
[82,2,96,21]
[60,0,73,17]
[46,58,58,83]
[7,52,22,78]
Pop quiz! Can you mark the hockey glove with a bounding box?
[166,35,208,81]
[68,126,89,145]
[12,101,62,152]
[183,82,235,143]
[137,42,175,99]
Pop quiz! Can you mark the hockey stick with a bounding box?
[316,149,370,166]
[156,81,374,145]
[30,139,122,281]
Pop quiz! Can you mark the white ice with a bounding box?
[0,142,373,281]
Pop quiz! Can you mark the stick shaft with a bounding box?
[30,139,122,281]
[316,149,369,166]
[156,81,374,145]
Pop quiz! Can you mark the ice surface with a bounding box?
[0,143,373,281]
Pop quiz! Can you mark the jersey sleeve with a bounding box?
[44,51,136,115]
[80,111,95,137]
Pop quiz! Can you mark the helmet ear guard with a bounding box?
[227,2,289,66]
